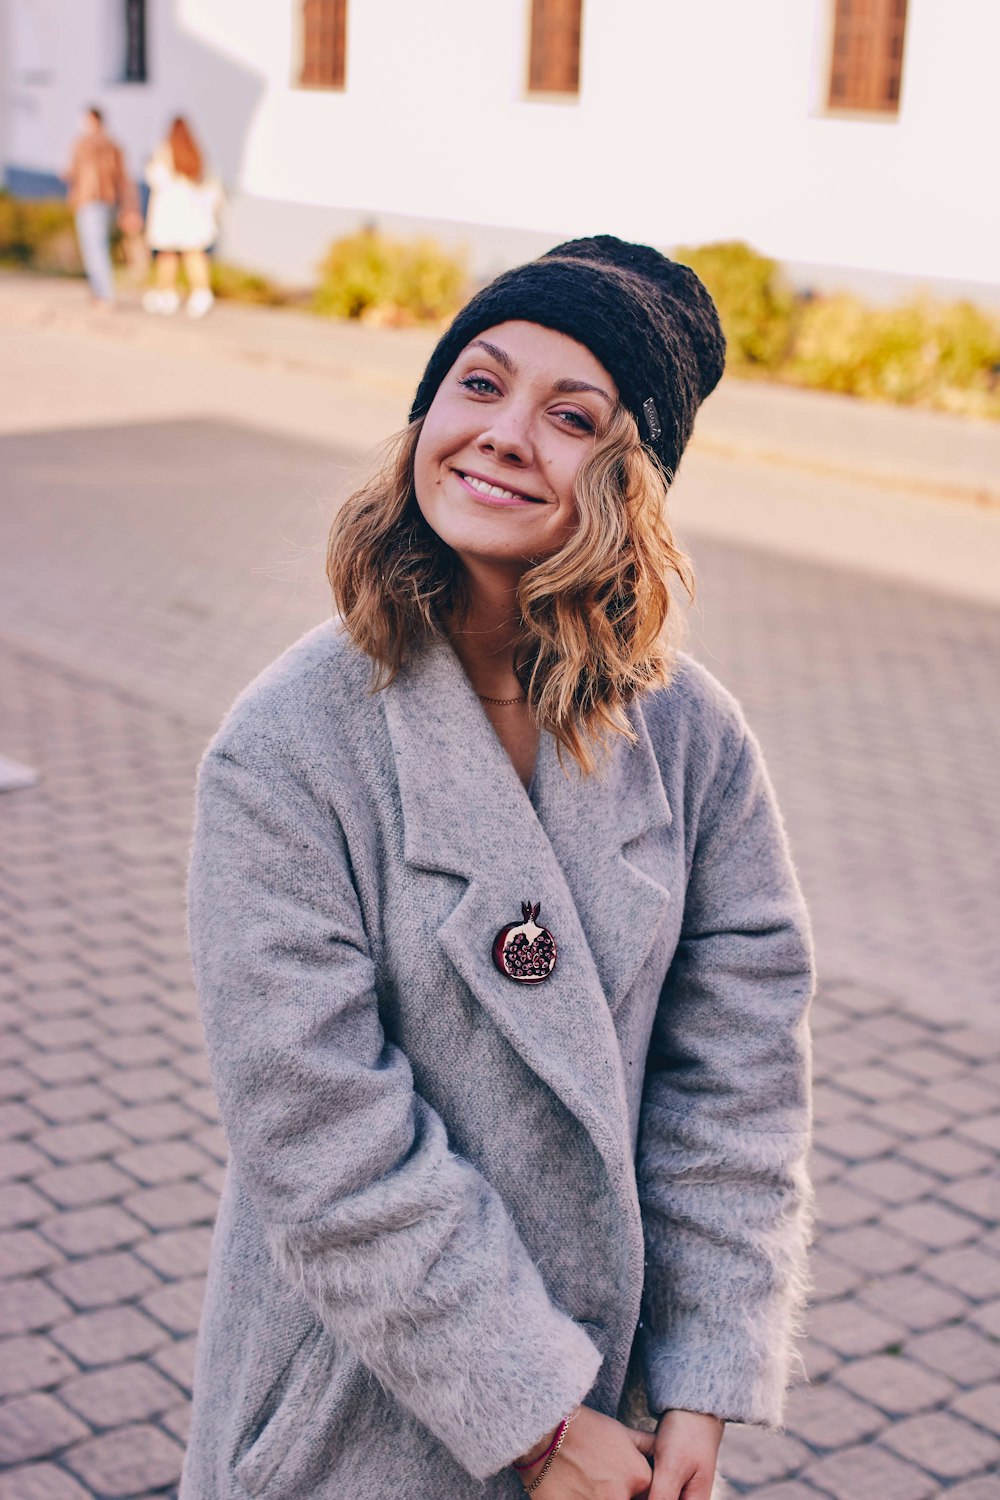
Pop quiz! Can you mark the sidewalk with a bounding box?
[3,271,999,506]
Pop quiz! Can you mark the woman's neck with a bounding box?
[445,564,525,699]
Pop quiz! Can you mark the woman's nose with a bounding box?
[476,408,533,466]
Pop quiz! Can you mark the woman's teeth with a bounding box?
[461,473,536,502]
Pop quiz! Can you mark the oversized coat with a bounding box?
[182,621,814,1500]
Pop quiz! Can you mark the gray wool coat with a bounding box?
[183,622,814,1500]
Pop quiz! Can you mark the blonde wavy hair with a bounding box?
[327,404,693,773]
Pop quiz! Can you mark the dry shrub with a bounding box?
[313,228,467,325]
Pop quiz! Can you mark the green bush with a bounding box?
[313,228,467,324]
[210,261,287,306]
[0,191,78,270]
[788,294,1000,418]
[675,239,797,369]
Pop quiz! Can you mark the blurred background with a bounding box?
[1,3,999,1498]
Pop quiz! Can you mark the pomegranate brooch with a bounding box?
[492,900,557,983]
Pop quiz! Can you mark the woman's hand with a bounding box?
[515,1406,654,1496]
[647,1409,724,1499]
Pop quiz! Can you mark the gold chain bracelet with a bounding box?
[525,1407,578,1493]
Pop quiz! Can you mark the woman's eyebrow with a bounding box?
[552,377,612,403]
[466,340,612,402]
[468,338,515,373]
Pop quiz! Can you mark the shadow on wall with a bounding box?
[3,0,264,207]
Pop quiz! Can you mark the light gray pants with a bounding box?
[75,201,114,302]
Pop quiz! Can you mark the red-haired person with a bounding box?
[143,117,221,318]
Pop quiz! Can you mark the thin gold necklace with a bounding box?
[478,692,527,706]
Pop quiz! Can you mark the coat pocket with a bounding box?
[234,1321,340,1498]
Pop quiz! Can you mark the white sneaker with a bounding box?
[186,288,215,319]
[142,289,180,315]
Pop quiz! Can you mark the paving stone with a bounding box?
[813,1119,901,1162]
[970,1300,1000,1338]
[0,1182,50,1230]
[857,1098,955,1139]
[843,1158,940,1206]
[822,1224,921,1276]
[34,1160,134,1210]
[0,1101,44,1139]
[0,1230,62,1279]
[151,1333,198,1392]
[908,1325,1000,1385]
[141,1275,205,1335]
[835,1066,916,1104]
[162,1401,192,1443]
[801,1339,842,1383]
[883,1198,982,1250]
[0,1392,89,1463]
[922,1245,1000,1301]
[815,1181,878,1229]
[892,1046,969,1083]
[108,1100,200,1142]
[956,1113,1000,1151]
[0,1278,73,1337]
[114,1137,214,1186]
[63,1422,184,1495]
[58,1360,181,1426]
[0,1336,77,1398]
[719,1426,810,1485]
[22,1051,103,1088]
[856,1271,968,1331]
[21,1019,102,1052]
[945,1480,1000,1500]
[123,1180,218,1231]
[808,1300,907,1358]
[0,1066,35,1100]
[835,1354,956,1415]
[32,1120,129,1164]
[96,1032,176,1068]
[939,1173,1000,1222]
[0,1463,92,1500]
[881,1409,1000,1479]
[809,1248,867,1301]
[0,1141,50,1181]
[784,1383,885,1449]
[926,1076,1000,1117]
[49,1304,167,1367]
[29,1085,115,1125]
[951,1383,1000,1436]
[39,1204,144,1257]
[800,1442,936,1500]
[46,1250,160,1310]
[900,1133,995,1177]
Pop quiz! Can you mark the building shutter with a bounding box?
[301,0,348,89]
[124,0,147,83]
[528,0,583,95]
[829,0,908,113]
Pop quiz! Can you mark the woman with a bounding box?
[184,237,814,1500]
[142,116,220,318]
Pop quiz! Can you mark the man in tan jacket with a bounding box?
[64,106,140,307]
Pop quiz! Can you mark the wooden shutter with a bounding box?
[528,0,583,95]
[301,0,347,89]
[829,0,908,113]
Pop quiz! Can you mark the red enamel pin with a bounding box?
[492,901,557,983]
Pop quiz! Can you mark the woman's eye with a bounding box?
[458,374,500,395]
[554,408,595,433]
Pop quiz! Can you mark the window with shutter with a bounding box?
[300,0,347,90]
[528,0,583,96]
[828,0,908,113]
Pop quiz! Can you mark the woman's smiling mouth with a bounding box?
[455,470,545,506]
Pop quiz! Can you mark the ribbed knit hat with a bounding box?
[410,234,725,479]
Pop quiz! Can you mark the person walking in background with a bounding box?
[142,117,221,319]
[63,106,140,309]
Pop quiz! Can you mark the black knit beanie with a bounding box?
[409,235,726,479]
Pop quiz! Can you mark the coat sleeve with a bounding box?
[188,732,600,1480]
[636,724,814,1429]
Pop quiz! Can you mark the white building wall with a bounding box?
[3,0,998,298]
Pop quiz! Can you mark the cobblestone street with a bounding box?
[1,294,999,1498]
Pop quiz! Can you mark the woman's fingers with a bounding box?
[628,1427,657,1458]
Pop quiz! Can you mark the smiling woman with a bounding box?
[184,236,814,1500]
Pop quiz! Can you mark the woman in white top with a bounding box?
[143,116,220,318]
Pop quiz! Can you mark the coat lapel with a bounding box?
[382,639,673,1182]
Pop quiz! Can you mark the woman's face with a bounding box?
[413,320,616,571]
